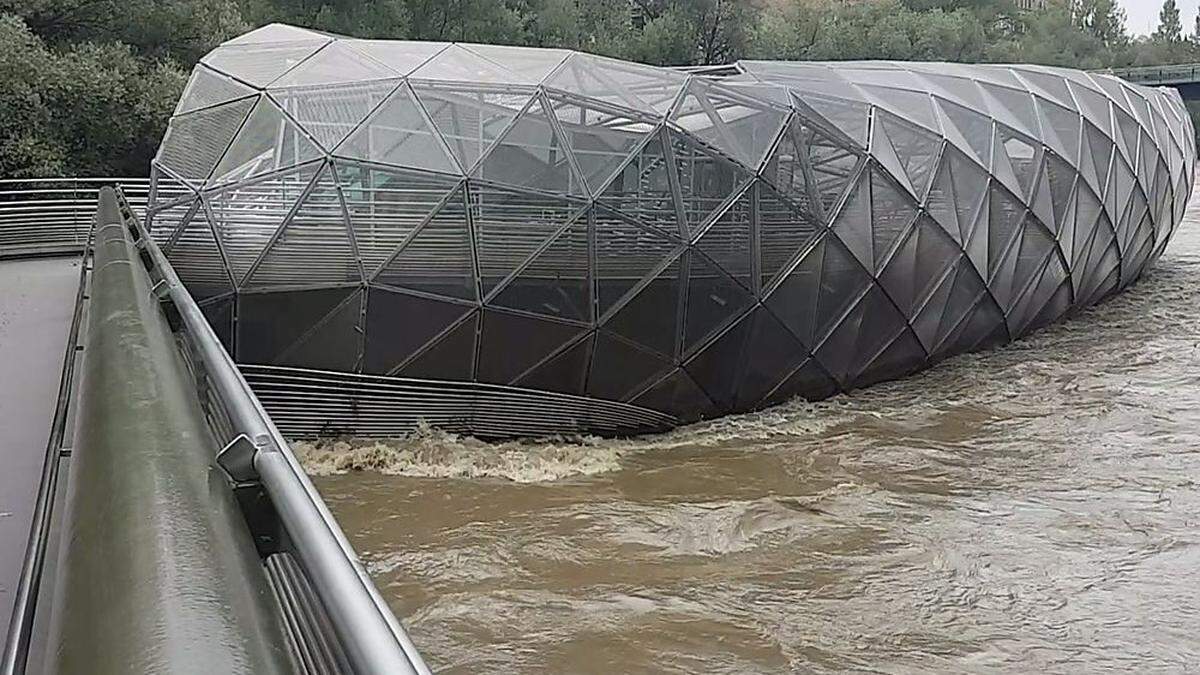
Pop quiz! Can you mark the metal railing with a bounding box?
[0,178,149,254]
[1103,63,1200,86]
[116,187,430,674]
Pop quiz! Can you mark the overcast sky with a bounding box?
[1123,0,1198,36]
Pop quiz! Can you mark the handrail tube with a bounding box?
[117,187,429,674]
[46,189,295,673]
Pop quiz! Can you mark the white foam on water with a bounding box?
[294,421,626,483]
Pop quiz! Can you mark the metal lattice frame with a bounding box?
[146,23,1198,431]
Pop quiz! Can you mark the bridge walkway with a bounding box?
[0,256,81,641]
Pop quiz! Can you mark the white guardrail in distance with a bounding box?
[0,178,150,254]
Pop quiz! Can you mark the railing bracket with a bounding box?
[216,433,261,485]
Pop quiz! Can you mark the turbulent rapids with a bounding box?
[149,24,1196,437]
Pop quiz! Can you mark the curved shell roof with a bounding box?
[147,24,1196,434]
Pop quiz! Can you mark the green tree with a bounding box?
[241,0,409,41]
[1074,0,1128,52]
[1154,0,1184,43]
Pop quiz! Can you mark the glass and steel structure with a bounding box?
[147,23,1197,436]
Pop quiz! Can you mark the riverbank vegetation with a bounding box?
[0,0,1195,177]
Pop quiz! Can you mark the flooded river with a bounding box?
[303,188,1200,673]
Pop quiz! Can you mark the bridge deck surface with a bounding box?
[0,256,80,639]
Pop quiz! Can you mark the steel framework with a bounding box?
[147,23,1197,435]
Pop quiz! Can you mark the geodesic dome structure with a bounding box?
[147,23,1196,437]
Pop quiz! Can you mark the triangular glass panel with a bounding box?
[224,24,328,47]
[877,110,941,202]
[202,41,329,88]
[995,125,1042,202]
[763,357,840,406]
[987,184,1026,280]
[1008,252,1066,336]
[1112,106,1141,169]
[979,82,1039,138]
[683,316,754,410]
[463,44,569,83]
[413,83,533,173]
[695,187,753,291]
[166,208,234,301]
[671,129,754,238]
[210,97,324,187]
[237,288,350,365]
[831,169,872,270]
[271,79,401,152]
[683,251,754,355]
[597,129,683,238]
[206,163,322,284]
[476,310,586,385]
[878,215,960,320]
[1068,80,1112,134]
[545,52,686,117]
[870,169,919,272]
[793,91,870,149]
[155,197,200,251]
[490,220,590,322]
[409,44,529,85]
[1030,158,1057,232]
[602,253,683,358]
[513,333,593,396]
[334,163,462,274]
[913,70,985,110]
[593,204,681,317]
[669,78,789,169]
[630,368,718,421]
[936,293,1006,357]
[854,327,925,388]
[472,183,585,297]
[733,308,810,409]
[396,311,478,380]
[810,287,866,388]
[278,290,365,371]
[1013,68,1074,108]
[869,115,916,198]
[238,287,357,364]
[758,181,822,291]
[805,126,863,216]
[935,97,993,166]
[993,217,1055,313]
[348,40,448,77]
[244,165,360,288]
[1035,96,1082,165]
[911,256,969,353]
[375,184,475,301]
[473,94,587,196]
[764,237,823,349]
[364,289,473,374]
[545,92,655,196]
[858,84,938,132]
[759,120,820,214]
[156,97,256,184]
[271,40,398,88]
[176,65,256,115]
[334,83,461,175]
[587,331,673,402]
[200,296,235,350]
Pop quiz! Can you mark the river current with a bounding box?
[301,187,1200,673]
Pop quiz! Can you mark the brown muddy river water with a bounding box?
[301,191,1200,673]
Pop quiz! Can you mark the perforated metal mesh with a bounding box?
[148,23,1197,432]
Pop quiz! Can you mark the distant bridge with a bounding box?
[1105,63,1200,99]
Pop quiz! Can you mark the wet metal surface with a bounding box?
[0,257,79,640]
[310,188,1200,673]
[45,196,293,674]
